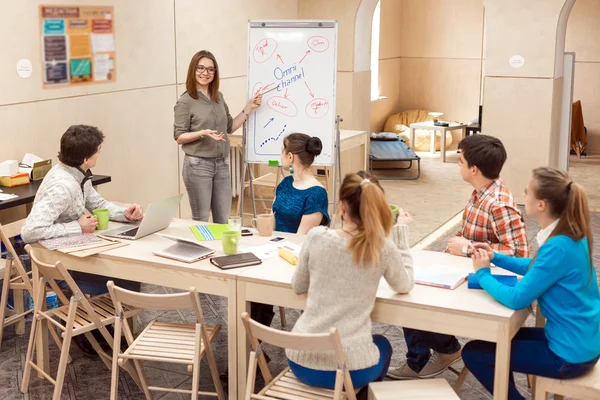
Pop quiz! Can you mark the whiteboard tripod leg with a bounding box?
[331,115,343,228]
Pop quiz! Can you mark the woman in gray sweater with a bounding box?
[286,171,414,390]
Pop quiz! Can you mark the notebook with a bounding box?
[190,224,230,241]
[210,252,262,270]
[414,264,468,290]
[467,273,518,289]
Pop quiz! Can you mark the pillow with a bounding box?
[370,132,399,141]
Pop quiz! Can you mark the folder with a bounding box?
[467,273,518,289]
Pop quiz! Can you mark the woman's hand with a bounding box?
[395,209,412,226]
[245,94,262,113]
[472,248,491,271]
[201,129,225,141]
[125,204,143,221]
[472,242,495,261]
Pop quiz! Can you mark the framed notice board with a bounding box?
[39,5,116,87]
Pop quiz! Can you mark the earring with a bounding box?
[289,164,294,174]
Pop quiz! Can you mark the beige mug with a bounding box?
[251,213,275,237]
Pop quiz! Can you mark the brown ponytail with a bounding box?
[339,171,393,266]
[531,167,594,282]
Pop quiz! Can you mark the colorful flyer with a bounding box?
[40,5,115,88]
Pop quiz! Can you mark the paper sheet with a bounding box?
[91,33,115,53]
[240,241,301,260]
[0,193,18,201]
[94,54,111,81]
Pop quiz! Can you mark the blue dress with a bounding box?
[273,176,330,233]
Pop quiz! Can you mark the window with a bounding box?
[370,1,381,101]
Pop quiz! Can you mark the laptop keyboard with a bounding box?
[119,228,139,237]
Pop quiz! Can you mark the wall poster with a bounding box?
[40,5,116,87]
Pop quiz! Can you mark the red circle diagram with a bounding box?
[253,38,278,64]
[307,36,330,52]
[305,98,330,119]
[268,96,298,117]
[252,82,263,96]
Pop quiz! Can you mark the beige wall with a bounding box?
[370,0,484,134]
[370,0,600,154]
[0,0,300,219]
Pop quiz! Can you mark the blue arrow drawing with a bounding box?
[263,118,274,128]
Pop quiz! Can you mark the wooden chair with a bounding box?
[0,220,33,348]
[534,365,600,400]
[368,379,460,399]
[21,245,142,400]
[106,281,225,400]
[241,311,357,400]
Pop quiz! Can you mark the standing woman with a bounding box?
[174,50,261,223]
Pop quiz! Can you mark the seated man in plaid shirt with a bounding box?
[388,134,528,380]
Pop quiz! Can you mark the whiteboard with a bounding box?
[246,21,338,166]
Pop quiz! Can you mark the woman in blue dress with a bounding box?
[273,133,330,234]
[251,133,330,341]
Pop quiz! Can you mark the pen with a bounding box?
[261,85,280,95]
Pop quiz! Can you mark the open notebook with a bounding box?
[414,264,469,290]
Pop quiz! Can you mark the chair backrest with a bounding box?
[241,312,355,400]
[478,105,483,126]
[0,220,32,293]
[25,245,93,310]
[106,281,204,323]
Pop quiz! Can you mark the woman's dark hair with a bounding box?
[186,50,220,103]
[458,134,507,180]
[283,133,322,167]
[340,171,392,266]
[58,125,104,167]
[530,167,593,283]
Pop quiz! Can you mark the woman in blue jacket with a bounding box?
[465,166,600,400]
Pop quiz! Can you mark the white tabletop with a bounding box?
[92,219,302,280]
[238,248,518,320]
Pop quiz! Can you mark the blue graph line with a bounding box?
[260,124,287,147]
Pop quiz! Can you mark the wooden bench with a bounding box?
[534,365,600,400]
[368,379,460,400]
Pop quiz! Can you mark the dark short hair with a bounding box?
[458,134,507,179]
[58,125,105,167]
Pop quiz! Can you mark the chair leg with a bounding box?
[110,318,121,400]
[21,280,45,394]
[53,300,76,400]
[49,325,72,364]
[191,326,202,399]
[203,327,225,400]
[0,259,12,348]
[13,288,25,335]
[279,307,286,328]
[454,367,469,393]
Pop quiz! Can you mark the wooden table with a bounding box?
[30,219,292,400]
[409,121,467,162]
[235,249,529,400]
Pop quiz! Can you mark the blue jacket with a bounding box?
[476,235,600,363]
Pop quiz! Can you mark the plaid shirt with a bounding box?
[458,178,529,258]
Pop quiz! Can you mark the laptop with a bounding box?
[153,233,215,263]
[101,194,183,240]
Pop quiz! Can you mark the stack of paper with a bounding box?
[414,264,468,290]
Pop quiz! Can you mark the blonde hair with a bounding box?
[531,167,593,283]
[340,171,393,266]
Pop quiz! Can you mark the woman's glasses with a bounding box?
[196,65,216,75]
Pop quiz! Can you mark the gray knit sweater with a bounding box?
[286,225,414,371]
[21,163,129,243]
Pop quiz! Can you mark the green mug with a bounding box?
[389,204,399,223]
[93,208,109,230]
[222,230,240,255]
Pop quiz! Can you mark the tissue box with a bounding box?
[0,172,30,187]
[0,160,19,177]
